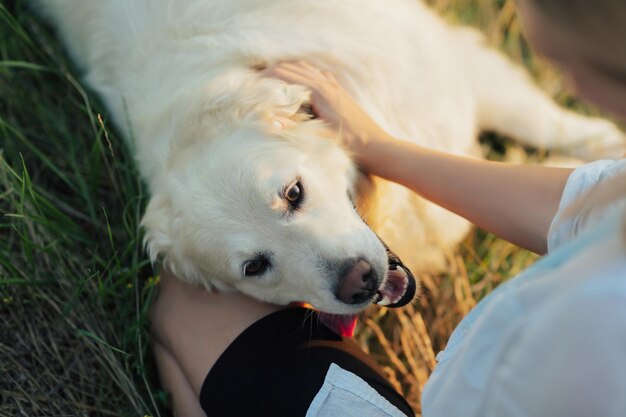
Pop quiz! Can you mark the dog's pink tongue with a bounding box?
[317,312,358,337]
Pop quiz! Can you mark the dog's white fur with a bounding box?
[39,0,624,313]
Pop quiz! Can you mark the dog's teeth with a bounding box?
[373,291,383,304]
[393,287,407,304]
[377,295,392,306]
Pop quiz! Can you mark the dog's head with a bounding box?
[142,71,415,316]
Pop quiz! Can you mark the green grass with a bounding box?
[0,0,602,416]
[0,2,162,415]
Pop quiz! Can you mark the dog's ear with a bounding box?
[141,194,173,267]
[140,193,214,287]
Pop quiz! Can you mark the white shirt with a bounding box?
[423,159,626,417]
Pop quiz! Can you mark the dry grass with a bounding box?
[0,0,600,416]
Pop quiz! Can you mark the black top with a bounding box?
[200,307,414,417]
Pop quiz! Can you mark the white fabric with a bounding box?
[306,363,408,417]
[422,159,626,417]
[548,159,626,251]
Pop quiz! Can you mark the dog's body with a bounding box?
[39,0,623,314]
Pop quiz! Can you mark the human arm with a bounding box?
[357,140,571,254]
[269,61,573,254]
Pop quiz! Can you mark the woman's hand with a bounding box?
[267,61,394,172]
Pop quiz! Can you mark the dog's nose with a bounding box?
[336,260,377,305]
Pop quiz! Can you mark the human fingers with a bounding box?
[285,61,339,84]
[267,61,336,88]
[264,62,340,118]
[265,61,379,145]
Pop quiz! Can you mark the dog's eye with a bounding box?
[284,180,304,210]
[243,256,270,277]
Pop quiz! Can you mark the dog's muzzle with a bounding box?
[318,245,417,337]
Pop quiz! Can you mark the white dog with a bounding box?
[38,0,623,321]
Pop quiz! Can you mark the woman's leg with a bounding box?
[153,341,206,417]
